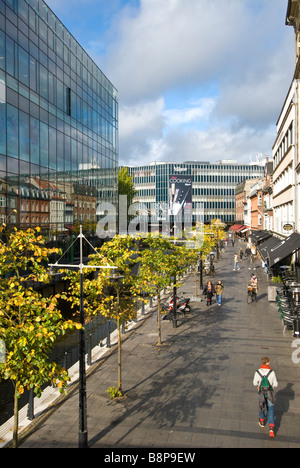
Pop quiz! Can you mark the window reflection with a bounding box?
[0,0,118,248]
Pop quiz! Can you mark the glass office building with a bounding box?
[126,161,265,225]
[0,0,118,248]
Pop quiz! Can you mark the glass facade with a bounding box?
[0,0,118,250]
[127,161,265,224]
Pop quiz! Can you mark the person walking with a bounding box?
[215,280,224,306]
[233,253,240,271]
[239,247,244,261]
[250,273,258,301]
[253,357,278,438]
[203,280,214,306]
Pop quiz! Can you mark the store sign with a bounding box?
[282,223,294,233]
[174,166,188,172]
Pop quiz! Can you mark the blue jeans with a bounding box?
[259,397,274,426]
[216,294,222,305]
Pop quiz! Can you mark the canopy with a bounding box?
[267,233,300,267]
[235,225,249,233]
[250,230,272,245]
[229,224,243,231]
[257,236,282,261]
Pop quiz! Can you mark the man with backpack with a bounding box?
[253,357,278,438]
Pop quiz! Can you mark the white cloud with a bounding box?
[46,0,295,166]
[104,0,248,102]
[119,97,165,139]
[101,0,294,165]
[163,98,217,128]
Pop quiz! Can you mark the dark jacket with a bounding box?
[203,284,215,299]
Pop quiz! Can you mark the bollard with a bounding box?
[87,334,92,366]
[293,318,300,338]
[63,351,68,370]
[27,388,34,421]
[106,320,111,348]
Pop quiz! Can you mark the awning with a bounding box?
[229,224,243,231]
[268,233,300,267]
[257,236,282,261]
[236,225,249,233]
[240,226,250,233]
[250,230,272,244]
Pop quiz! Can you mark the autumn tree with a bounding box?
[62,235,140,395]
[137,236,197,345]
[0,227,81,448]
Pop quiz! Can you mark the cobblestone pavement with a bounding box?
[18,242,300,449]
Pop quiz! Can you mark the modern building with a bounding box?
[126,160,264,226]
[0,0,118,245]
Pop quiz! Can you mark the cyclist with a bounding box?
[249,273,258,302]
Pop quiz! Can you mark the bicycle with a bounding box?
[203,265,216,278]
[247,285,254,304]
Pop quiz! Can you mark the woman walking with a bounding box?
[203,280,215,306]
[215,280,224,306]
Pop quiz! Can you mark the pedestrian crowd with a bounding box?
[203,236,279,439]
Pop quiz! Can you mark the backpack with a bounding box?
[257,369,273,393]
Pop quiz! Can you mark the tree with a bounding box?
[118,167,139,234]
[0,227,81,448]
[118,167,137,208]
[138,236,197,345]
[62,235,140,395]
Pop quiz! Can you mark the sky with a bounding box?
[45,0,295,167]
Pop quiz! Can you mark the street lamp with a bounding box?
[49,225,115,448]
[109,269,124,393]
[199,251,203,290]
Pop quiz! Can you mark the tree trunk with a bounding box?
[13,386,19,448]
[157,289,162,346]
[117,317,122,393]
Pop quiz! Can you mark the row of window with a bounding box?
[0,103,116,171]
[2,0,117,100]
[137,187,236,198]
[134,174,252,185]
[273,122,294,169]
[273,163,293,197]
[0,30,117,145]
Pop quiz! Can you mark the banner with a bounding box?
[168,174,192,216]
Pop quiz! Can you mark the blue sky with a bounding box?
[46,0,295,167]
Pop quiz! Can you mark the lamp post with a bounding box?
[109,269,124,392]
[172,274,177,329]
[199,251,203,290]
[49,225,115,448]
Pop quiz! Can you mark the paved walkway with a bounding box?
[17,243,300,448]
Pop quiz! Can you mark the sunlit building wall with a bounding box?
[0,0,118,243]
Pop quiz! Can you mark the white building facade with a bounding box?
[272,80,298,237]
